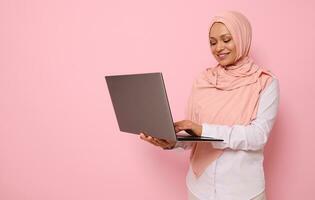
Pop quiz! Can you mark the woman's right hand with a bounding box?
[139,133,176,149]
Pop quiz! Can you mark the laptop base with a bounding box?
[176,135,224,141]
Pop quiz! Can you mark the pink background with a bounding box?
[1,0,314,199]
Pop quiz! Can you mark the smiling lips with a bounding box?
[217,52,230,60]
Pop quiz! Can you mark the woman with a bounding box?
[140,10,279,200]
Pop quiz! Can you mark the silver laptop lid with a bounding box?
[105,72,177,141]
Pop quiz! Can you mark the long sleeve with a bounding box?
[201,78,280,151]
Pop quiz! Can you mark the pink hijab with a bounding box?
[188,11,273,177]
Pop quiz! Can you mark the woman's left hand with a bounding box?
[174,120,202,136]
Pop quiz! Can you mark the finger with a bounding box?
[139,132,147,137]
[150,137,170,148]
[154,138,169,147]
[147,136,158,142]
[140,133,149,140]
[174,126,182,133]
[148,137,161,146]
[140,133,152,140]
[174,120,184,126]
[140,134,168,147]
[177,123,191,130]
[142,135,158,146]
[147,136,159,145]
[157,138,175,149]
[140,135,155,144]
[175,125,186,132]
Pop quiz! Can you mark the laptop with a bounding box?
[105,72,223,142]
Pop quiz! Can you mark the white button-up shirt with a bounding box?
[175,78,280,200]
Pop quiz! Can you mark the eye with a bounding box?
[223,39,231,43]
[210,40,216,46]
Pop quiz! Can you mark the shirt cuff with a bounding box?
[201,123,229,149]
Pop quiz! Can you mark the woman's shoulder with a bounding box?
[259,68,279,96]
[259,67,279,89]
[260,67,278,80]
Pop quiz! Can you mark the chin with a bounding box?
[217,58,235,67]
[218,61,230,66]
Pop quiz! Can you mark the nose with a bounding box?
[215,41,225,52]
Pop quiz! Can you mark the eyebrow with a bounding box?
[209,34,232,39]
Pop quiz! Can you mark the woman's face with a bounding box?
[209,22,237,67]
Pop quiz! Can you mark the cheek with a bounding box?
[210,45,215,52]
[227,42,236,52]
[210,47,217,56]
[227,44,237,58]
